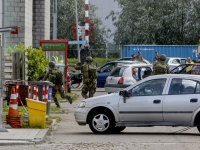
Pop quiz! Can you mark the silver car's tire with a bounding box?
[111,126,126,133]
[89,110,114,134]
[197,117,200,132]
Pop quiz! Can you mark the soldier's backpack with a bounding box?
[82,64,97,83]
[154,62,168,75]
[49,68,64,85]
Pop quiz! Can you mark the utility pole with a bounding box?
[75,0,80,63]
[53,0,57,40]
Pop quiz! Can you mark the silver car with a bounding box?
[75,74,200,134]
[166,57,187,70]
[105,64,152,93]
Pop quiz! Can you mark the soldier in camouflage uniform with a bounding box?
[153,52,160,69]
[152,54,170,75]
[136,51,143,62]
[73,56,97,99]
[42,61,72,108]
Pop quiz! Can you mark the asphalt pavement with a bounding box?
[1,87,200,150]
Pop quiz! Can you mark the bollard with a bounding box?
[46,88,52,115]
[33,85,37,100]
[28,84,31,99]
[42,85,46,102]
[36,87,39,101]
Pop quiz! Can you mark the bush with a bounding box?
[6,43,49,81]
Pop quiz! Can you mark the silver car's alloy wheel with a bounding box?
[92,114,110,132]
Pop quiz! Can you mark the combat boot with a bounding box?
[54,97,60,108]
[66,95,72,104]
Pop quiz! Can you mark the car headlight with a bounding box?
[78,101,86,108]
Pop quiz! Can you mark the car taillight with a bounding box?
[67,75,70,82]
[118,77,124,84]
[106,77,108,83]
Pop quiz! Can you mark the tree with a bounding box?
[50,0,108,54]
[107,0,200,45]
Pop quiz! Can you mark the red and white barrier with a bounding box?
[33,85,37,100]
[42,85,47,102]
[85,0,89,46]
[45,85,49,102]
[36,86,39,101]
[16,84,19,103]
[28,84,31,99]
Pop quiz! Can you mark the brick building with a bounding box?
[0,0,50,49]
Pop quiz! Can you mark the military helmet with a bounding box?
[49,61,55,67]
[159,54,167,61]
[86,56,94,62]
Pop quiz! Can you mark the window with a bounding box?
[192,65,200,74]
[100,64,115,72]
[131,79,166,96]
[110,66,127,77]
[169,79,197,94]
[132,68,139,80]
[140,67,152,79]
[181,59,186,64]
[195,82,200,93]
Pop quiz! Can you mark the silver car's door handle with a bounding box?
[190,99,198,103]
[153,100,161,104]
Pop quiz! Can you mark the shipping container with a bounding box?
[122,45,199,63]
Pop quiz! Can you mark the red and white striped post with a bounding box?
[33,85,37,100]
[16,84,19,103]
[45,85,49,102]
[42,85,46,102]
[28,84,31,99]
[36,87,39,101]
[85,0,89,47]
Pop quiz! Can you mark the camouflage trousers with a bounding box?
[82,80,97,99]
[52,85,70,106]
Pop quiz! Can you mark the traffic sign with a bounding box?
[68,41,85,45]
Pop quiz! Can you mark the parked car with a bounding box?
[170,63,200,75]
[117,57,151,64]
[55,63,71,93]
[97,61,145,87]
[75,74,200,134]
[165,57,187,70]
[105,64,152,93]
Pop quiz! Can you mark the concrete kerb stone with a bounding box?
[0,119,58,145]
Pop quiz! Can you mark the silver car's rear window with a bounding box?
[110,66,127,77]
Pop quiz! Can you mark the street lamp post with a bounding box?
[75,0,80,63]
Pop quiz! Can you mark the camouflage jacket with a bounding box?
[136,55,143,62]
[153,56,159,62]
[74,63,97,83]
[152,62,170,75]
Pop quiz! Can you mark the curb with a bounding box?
[0,119,57,146]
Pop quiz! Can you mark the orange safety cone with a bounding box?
[6,86,22,128]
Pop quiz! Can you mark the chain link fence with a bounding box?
[67,49,121,59]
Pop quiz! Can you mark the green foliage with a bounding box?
[26,47,49,81]
[107,0,200,45]
[6,43,48,81]
[48,115,61,122]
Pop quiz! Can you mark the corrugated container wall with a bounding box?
[122,45,199,63]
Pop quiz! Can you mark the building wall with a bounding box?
[2,0,50,49]
[33,0,50,48]
[5,0,33,49]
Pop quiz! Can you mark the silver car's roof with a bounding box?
[145,74,200,80]
[117,64,152,67]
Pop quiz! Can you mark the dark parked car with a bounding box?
[170,63,200,75]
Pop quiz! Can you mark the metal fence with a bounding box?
[67,49,121,59]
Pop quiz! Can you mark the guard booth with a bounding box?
[40,40,68,93]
